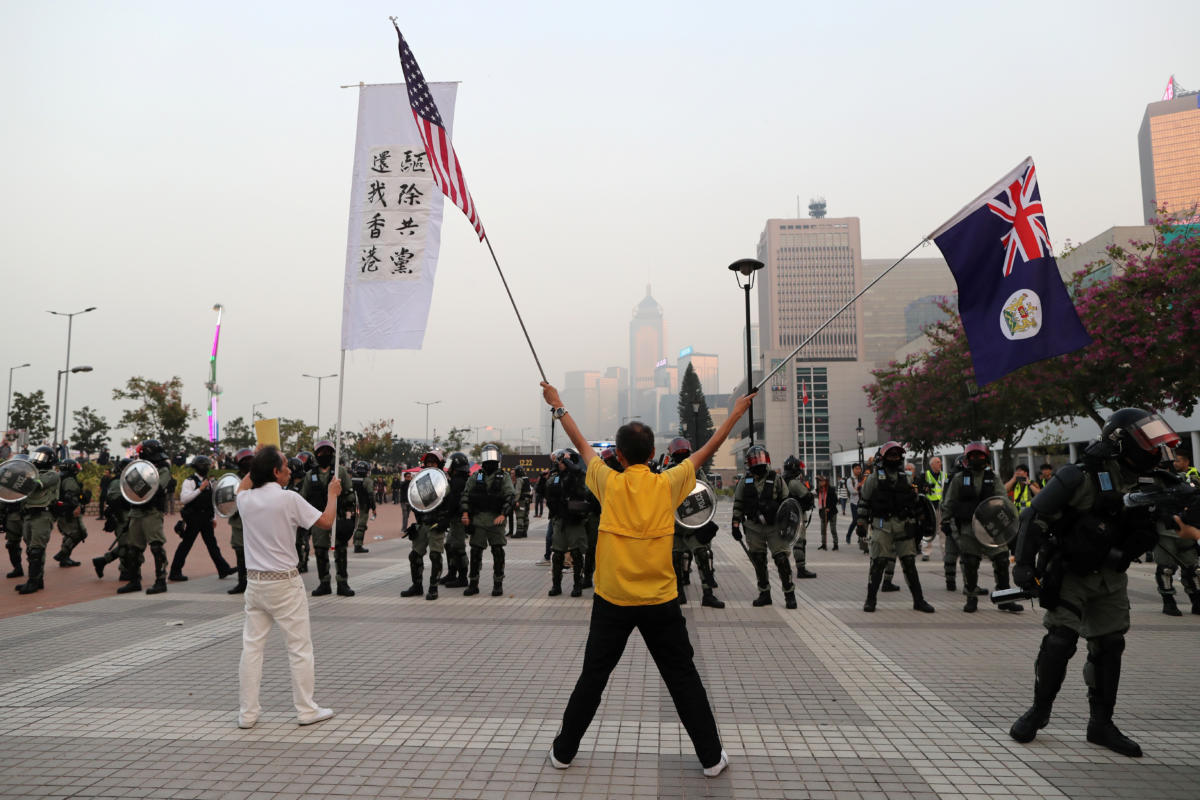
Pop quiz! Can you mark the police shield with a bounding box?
[776,496,804,546]
[676,480,717,529]
[912,495,937,541]
[120,459,160,505]
[0,458,39,503]
[972,495,1019,550]
[212,473,240,518]
[408,467,448,512]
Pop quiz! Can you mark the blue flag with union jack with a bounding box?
[929,157,1091,385]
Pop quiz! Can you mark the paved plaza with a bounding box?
[1,501,1197,799]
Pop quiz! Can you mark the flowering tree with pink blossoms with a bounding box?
[866,219,1200,468]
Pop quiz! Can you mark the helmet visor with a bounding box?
[1130,414,1181,453]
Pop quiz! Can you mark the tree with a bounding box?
[10,390,51,444]
[112,376,196,453]
[279,417,317,454]
[677,363,715,467]
[221,416,256,452]
[444,426,472,453]
[71,405,110,456]
[390,438,420,467]
[469,440,516,460]
[352,418,396,463]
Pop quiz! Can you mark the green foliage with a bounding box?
[676,363,715,468]
[71,405,110,456]
[279,417,317,454]
[221,416,255,452]
[351,419,396,463]
[112,376,195,453]
[10,390,51,443]
[443,426,472,453]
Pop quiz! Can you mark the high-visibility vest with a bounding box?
[1011,481,1032,511]
[924,469,944,502]
[1186,467,1200,487]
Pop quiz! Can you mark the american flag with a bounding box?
[393,24,485,241]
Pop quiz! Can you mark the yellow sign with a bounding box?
[254,418,281,449]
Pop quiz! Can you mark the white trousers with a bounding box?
[239,575,320,724]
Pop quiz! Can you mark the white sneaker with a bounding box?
[702,750,728,777]
[548,747,570,769]
[535,559,551,566]
[298,707,335,726]
[237,716,257,729]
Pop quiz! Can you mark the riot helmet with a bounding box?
[448,451,470,475]
[59,458,81,478]
[30,445,57,470]
[963,441,989,471]
[1102,408,1181,473]
[352,460,371,478]
[600,446,621,471]
[139,439,167,465]
[286,457,304,476]
[479,444,502,475]
[783,455,802,480]
[421,447,445,469]
[191,455,212,478]
[295,450,315,473]
[234,447,255,477]
[745,445,771,477]
[313,440,335,468]
[513,465,526,478]
[880,441,905,469]
[667,437,692,464]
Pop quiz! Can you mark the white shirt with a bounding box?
[844,475,860,504]
[180,475,205,505]
[236,483,322,572]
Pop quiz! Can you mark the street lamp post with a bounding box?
[54,366,93,447]
[6,362,30,433]
[48,306,96,445]
[856,418,865,467]
[728,259,764,444]
[691,402,701,452]
[252,401,269,423]
[302,373,337,436]
[414,400,441,444]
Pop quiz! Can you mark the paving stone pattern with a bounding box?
[1,502,1197,799]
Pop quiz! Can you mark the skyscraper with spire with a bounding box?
[629,285,665,427]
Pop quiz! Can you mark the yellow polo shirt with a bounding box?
[585,458,696,606]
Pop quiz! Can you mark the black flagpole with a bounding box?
[484,235,547,383]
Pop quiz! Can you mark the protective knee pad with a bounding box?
[335,520,354,545]
[1041,625,1079,661]
[429,551,442,572]
[490,545,505,574]
[1155,564,1176,595]
[149,542,167,558]
[1084,632,1125,689]
[1181,566,1199,595]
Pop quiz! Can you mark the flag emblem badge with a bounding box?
[1000,290,1041,340]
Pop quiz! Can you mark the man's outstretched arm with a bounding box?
[689,393,756,470]
[540,382,597,465]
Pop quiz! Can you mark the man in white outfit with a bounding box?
[235,446,340,729]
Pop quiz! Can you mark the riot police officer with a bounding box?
[170,455,234,582]
[859,441,935,613]
[941,442,1023,614]
[51,459,90,567]
[441,451,472,589]
[301,440,356,597]
[545,448,588,598]
[1008,408,1175,757]
[783,456,817,579]
[120,440,175,595]
[460,444,514,597]
[511,466,532,538]
[351,460,374,554]
[667,438,724,608]
[224,448,255,595]
[1152,460,1200,616]
[15,446,59,594]
[92,457,132,582]
[292,450,315,571]
[3,489,24,579]
[732,445,797,609]
[401,449,457,600]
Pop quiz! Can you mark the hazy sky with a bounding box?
[1,1,1194,449]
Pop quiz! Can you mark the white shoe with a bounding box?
[237,716,257,729]
[548,747,570,769]
[702,750,728,777]
[298,707,335,726]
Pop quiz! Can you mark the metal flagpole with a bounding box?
[483,236,547,382]
[333,349,347,479]
[755,239,930,391]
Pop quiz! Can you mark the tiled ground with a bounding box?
[1,501,1197,799]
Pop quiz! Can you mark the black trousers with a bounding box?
[170,517,232,577]
[554,595,722,767]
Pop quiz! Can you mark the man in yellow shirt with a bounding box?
[541,381,754,779]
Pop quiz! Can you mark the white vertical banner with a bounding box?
[341,82,459,350]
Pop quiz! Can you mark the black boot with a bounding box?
[91,555,106,578]
[1084,634,1142,757]
[1162,595,1182,616]
[681,551,692,586]
[964,593,978,613]
[672,551,686,604]
[863,557,886,612]
[400,551,424,597]
[296,535,310,573]
[116,550,142,593]
[6,543,23,578]
[548,551,564,596]
[696,549,724,608]
[444,551,467,587]
[335,547,355,596]
[16,548,45,594]
[425,552,441,600]
[464,546,482,595]
[311,548,331,596]
[490,545,505,596]
[569,549,583,597]
[961,555,980,609]
[1010,626,1077,743]
[945,562,956,592]
[773,552,797,609]
[54,546,81,567]
[145,543,168,594]
[701,588,725,608]
[228,547,248,595]
[750,551,772,606]
[993,554,1024,612]
[900,555,934,613]
[1190,592,1200,616]
[794,542,817,578]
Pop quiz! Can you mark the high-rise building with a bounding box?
[629,286,665,424]
[1138,78,1200,223]
[860,257,956,361]
[678,348,719,395]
